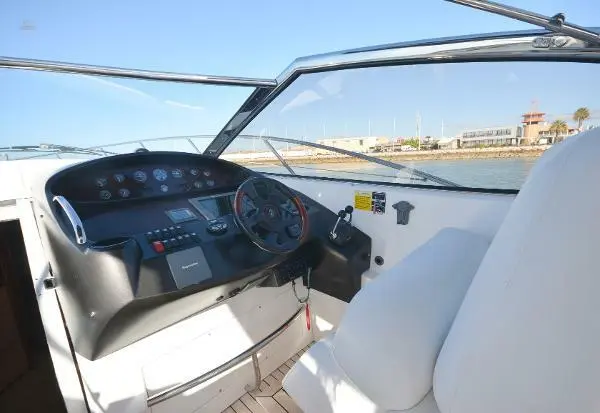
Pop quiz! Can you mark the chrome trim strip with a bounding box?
[147,306,304,407]
[0,57,277,87]
[251,136,459,187]
[52,196,87,244]
[190,191,236,201]
[447,0,600,45]
[262,138,296,175]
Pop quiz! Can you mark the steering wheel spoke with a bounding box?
[244,209,261,227]
[264,231,279,245]
[275,214,300,233]
[242,182,266,208]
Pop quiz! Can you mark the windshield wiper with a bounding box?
[261,138,296,175]
[252,135,461,187]
[446,0,600,46]
[0,143,117,160]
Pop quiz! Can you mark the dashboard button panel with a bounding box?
[143,225,208,255]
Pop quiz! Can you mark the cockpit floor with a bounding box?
[221,344,311,413]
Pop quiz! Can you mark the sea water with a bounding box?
[254,157,539,190]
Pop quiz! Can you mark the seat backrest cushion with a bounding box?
[332,227,490,411]
[434,129,600,413]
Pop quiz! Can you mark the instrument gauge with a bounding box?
[99,190,112,200]
[95,178,108,188]
[118,188,130,198]
[206,179,215,187]
[203,170,211,177]
[171,169,183,178]
[113,173,126,183]
[193,181,203,189]
[190,168,199,176]
[153,168,168,182]
[160,184,169,193]
[133,171,147,183]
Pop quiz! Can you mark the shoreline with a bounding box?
[231,146,547,166]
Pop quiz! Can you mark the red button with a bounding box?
[152,241,165,253]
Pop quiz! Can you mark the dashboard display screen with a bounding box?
[165,208,198,223]
[189,194,234,220]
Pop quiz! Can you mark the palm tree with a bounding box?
[548,120,568,144]
[573,107,591,131]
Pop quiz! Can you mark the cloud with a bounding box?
[81,75,154,99]
[79,75,204,111]
[506,72,519,83]
[164,100,203,111]
[280,90,323,113]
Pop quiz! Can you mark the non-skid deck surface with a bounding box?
[221,344,311,413]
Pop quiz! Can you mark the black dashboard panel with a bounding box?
[37,151,371,359]
[51,152,249,203]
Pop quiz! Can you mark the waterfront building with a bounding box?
[522,111,546,142]
[460,126,522,148]
[437,137,460,149]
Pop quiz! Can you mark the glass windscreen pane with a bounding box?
[226,136,434,185]
[229,61,599,190]
[0,69,252,159]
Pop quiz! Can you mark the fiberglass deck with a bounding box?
[221,344,311,413]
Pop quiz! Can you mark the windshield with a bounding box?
[0,69,253,159]
[228,61,599,190]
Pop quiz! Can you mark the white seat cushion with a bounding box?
[434,129,600,413]
[283,337,383,413]
[284,227,490,412]
[283,337,441,413]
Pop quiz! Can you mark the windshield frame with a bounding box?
[203,27,600,158]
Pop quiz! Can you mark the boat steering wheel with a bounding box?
[233,177,309,254]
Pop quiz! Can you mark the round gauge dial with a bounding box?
[203,170,211,177]
[190,168,199,176]
[118,188,130,198]
[153,168,168,182]
[160,184,169,193]
[113,173,126,183]
[99,190,112,200]
[171,169,183,178]
[206,179,215,187]
[133,171,147,183]
[95,178,108,188]
[193,181,203,189]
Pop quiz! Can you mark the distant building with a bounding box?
[521,111,547,141]
[437,137,460,149]
[316,137,389,153]
[521,111,580,144]
[536,125,579,144]
[460,126,522,148]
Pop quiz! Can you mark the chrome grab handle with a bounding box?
[52,195,87,245]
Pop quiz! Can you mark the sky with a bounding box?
[1,0,599,152]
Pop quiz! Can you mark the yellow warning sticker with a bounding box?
[354,191,372,211]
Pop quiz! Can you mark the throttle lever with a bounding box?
[329,205,354,245]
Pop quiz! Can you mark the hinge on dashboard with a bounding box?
[44,264,57,290]
[43,277,57,290]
